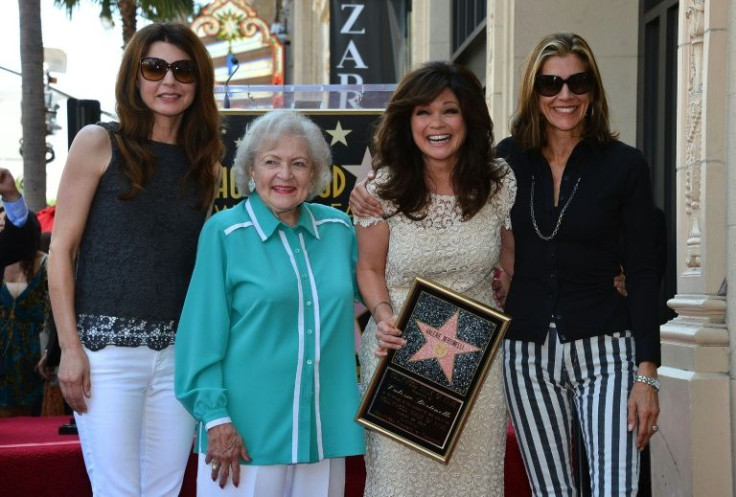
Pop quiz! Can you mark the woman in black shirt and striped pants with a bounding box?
[498,32,660,497]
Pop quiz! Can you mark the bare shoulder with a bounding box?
[71,124,112,152]
[66,124,113,177]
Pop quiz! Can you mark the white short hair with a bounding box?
[233,110,332,199]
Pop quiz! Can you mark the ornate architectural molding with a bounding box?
[191,0,285,86]
[683,0,705,274]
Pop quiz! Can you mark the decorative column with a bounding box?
[291,0,329,83]
[410,0,451,65]
[652,1,732,495]
[484,0,513,140]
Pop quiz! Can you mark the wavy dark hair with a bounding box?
[19,224,41,281]
[510,32,618,149]
[114,22,223,208]
[373,61,504,220]
[5,210,41,281]
[0,207,37,280]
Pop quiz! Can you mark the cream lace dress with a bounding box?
[354,161,516,497]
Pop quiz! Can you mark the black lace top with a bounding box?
[74,123,207,350]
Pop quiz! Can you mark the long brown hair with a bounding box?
[373,61,505,220]
[510,32,618,149]
[19,217,41,282]
[114,22,223,208]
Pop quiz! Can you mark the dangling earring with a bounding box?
[248,177,256,192]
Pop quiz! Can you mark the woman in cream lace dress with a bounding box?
[353,61,516,497]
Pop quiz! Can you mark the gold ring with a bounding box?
[212,462,220,471]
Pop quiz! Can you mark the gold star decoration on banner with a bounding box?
[326,121,353,146]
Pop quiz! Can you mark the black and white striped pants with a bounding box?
[503,323,639,497]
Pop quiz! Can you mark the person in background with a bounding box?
[0,168,41,267]
[497,32,660,496]
[175,109,364,497]
[0,207,47,416]
[48,22,223,496]
[352,61,515,497]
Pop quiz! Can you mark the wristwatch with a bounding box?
[634,374,660,391]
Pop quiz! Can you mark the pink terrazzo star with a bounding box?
[408,311,480,383]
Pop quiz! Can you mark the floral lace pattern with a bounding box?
[355,161,516,497]
[77,314,176,351]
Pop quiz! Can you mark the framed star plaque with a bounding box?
[356,277,510,464]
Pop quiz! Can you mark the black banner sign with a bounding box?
[329,0,409,86]
[216,110,383,214]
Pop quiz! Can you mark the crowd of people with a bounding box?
[0,21,661,497]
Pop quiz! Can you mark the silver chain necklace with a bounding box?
[530,175,581,241]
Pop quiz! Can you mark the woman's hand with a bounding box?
[349,174,383,218]
[34,350,55,381]
[206,423,251,489]
[627,362,660,450]
[614,270,627,297]
[374,314,405,357]
[492,267,511,308]
[57,345,91,413]
[0,168,21,201]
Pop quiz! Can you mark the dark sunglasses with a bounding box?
[139,57,197,84]
[534,71,594,97]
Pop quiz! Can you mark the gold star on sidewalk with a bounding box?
[326,121,352,146]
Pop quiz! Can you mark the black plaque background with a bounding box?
[356,277,510,463]
[216,110,382,214]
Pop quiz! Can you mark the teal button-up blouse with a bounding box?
[175,193,365,465]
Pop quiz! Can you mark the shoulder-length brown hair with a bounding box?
[373,61,504,221]
[509,32,618,149]
[114,22,223,208]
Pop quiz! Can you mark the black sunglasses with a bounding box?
[139,57,197,84]
[534,71,594,97]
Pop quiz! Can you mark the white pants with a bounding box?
[75,345,196,497]
[196,454,345,497]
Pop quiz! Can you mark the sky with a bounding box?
[0,0,208,201]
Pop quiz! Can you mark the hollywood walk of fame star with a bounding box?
[326,121,352,146]
[408,311,480,384]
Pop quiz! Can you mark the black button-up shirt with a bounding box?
[497,137,660,365]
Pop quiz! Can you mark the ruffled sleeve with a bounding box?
[493,159,517,230]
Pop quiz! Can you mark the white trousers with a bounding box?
[75,345,196,497]
[503,324,639,497]
[196,454,346,497]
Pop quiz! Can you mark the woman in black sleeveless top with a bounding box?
[48,23,223,496]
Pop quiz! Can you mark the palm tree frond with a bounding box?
[139,0,195,22]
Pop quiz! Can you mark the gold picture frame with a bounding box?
[356,277,510,464]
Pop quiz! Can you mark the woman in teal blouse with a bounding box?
[175,110,365,497]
